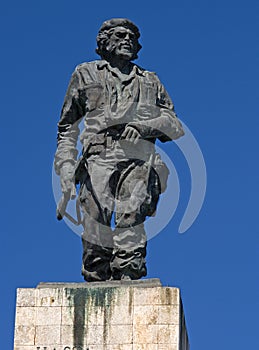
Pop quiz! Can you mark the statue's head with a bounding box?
[96,18,142,62]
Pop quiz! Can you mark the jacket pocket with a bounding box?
[84,83,104,111]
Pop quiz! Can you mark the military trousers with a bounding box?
[79,145,157,281]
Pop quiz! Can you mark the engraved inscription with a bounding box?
[36,347,89,350]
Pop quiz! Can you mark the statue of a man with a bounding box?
[54,18,184,282]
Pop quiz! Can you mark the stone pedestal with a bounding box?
[14,279,189,350]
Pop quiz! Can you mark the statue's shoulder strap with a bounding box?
[135,64,160,84]
[75,61,102,85]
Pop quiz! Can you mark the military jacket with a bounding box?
[54,60,184,174]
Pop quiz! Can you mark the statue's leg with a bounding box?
[111,163,149,280]
[80,158,115,282]
[111,222,147,280]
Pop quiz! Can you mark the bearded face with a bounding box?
[105,26,139,61]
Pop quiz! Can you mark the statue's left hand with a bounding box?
[121,126,140,144]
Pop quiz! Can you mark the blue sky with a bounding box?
[1,1,258,349]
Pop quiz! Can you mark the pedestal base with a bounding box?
[14,279,189,350]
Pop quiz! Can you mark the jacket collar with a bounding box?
[96,60,145,78]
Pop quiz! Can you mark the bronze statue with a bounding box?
[54,18,184,281]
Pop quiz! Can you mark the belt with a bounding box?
[105,129,123,147]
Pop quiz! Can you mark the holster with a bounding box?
[153,153,169,193]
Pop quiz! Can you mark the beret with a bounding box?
[98,18,140,38]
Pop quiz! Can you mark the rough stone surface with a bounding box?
[14,280,190,349]
[37,278,162,289]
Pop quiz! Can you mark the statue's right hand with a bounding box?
[60,162,76,198]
